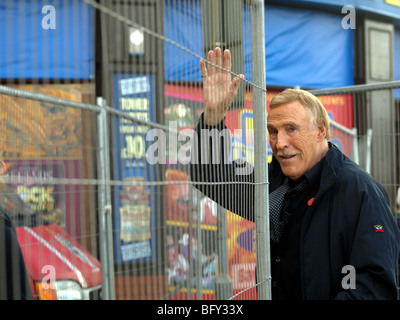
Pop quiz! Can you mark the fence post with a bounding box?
[251,0,271,300]
[366,128,373,174]
[214,204,233,300]
[351,128,359,166]
[96,97,115,300]
[193,188,203,300]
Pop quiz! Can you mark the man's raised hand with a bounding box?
[200,47,244,125]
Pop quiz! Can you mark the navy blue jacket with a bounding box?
[191,116,400,299]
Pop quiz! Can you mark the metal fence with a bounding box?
[0,0,271,300]
[2,80,400,300]
[1,0,399,301]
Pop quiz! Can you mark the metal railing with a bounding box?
[310,80,400,209]
[1,0,399,301]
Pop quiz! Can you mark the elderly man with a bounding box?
[190,47,400,299]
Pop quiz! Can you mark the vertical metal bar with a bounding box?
[96,97,115,300]
[214,204,232,299]
[188,190,194,300]
[352,128,359,165]
[195,189,203,300]
[366,128,373,175]
[251,0,271,300]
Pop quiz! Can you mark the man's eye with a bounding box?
[269,130,278,136]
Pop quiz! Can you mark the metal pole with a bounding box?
[352,128,359,166]
[251,0,271,300]
[214,204,233,299]
[96,97,115,300]
[0,84,101,112]
[187,193,194,300]
[194,189,203,300]
[309,80,400,95]
[366,128,373,174]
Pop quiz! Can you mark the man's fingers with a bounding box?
[208,49,215,75]
[232,74,245,88]
[200,59,208,78]
[230,74,245,96]
[203,47,242,80]
[215,47,222,74]
[223,49,231,72]
[208,47,224,75]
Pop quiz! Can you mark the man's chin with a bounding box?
[280,166,302,181]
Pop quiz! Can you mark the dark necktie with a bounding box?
[269,177,309,242]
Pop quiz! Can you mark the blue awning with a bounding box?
[0,0,357,87]
[164,2,354,89]
[0,0,94,80]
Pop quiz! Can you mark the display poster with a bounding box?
[112,74,157,263]
[0,84,88,236]
[2,160,65,226]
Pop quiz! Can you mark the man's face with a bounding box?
[267,100,326,181]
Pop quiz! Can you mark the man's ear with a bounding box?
[317,126,327,141]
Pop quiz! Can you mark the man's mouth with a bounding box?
[280,156,296,161]
[276,152,298,160]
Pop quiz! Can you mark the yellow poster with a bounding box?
[120,204,151,242]
[119,177,152,242]
[0,84,88,160]
[385,0,400,7]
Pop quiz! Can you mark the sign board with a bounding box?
[112,74,157,264]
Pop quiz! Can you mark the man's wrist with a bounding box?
[199,112,225,129]
[203,109,226,126]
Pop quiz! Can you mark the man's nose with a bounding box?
[275,131,289,150]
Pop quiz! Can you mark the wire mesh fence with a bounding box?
[0,0,399,301]
[92,0,270,300]
[0,83,101,300]
[310,82,400,208]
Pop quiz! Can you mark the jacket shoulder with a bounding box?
[337,158,385,196]
[327,145,383,193]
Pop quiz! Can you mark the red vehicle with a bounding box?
[16,223,102,300]
[0,162,102,300]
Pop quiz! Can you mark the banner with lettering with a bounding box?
[112,73,158,264]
